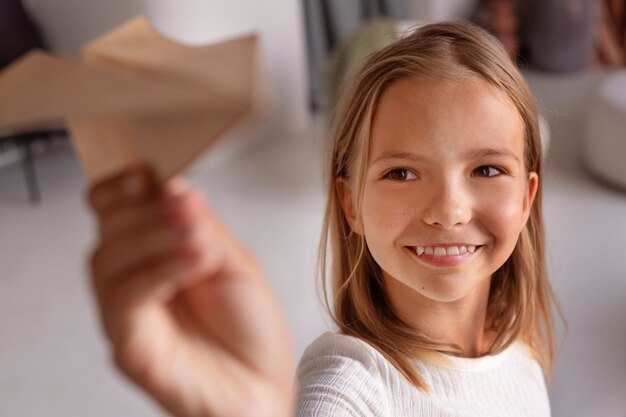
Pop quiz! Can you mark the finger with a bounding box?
[92,247,207,342]
[87,165,159,218]
[92,184,211,284]
[92,220,193,284]
[98,178,192,241]
[94,230,225,310]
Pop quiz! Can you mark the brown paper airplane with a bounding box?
[0,16,259,183]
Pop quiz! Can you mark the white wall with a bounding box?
[23,0,310,135]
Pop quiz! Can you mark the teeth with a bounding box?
[413,245,478,256]
[447,246,460,255]
[434,247,446,256]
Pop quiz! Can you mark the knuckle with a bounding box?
[86,166,157,215]
[86,184,106,213]
[177,240,205,263]
[112,347,141,379]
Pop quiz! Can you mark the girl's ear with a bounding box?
[523,172,539,223]
[336,177,364,235]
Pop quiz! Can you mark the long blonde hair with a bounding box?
[319,21,561,391]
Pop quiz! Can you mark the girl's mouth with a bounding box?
[407,245,482,267]
[414,245,478,256]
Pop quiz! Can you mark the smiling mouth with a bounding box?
[407,245,482,267]
[412,245,482,256]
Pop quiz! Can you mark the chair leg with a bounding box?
[19,138,41,205]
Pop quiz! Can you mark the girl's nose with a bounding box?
[421,182,472,229]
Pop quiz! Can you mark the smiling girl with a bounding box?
[87,20,560,417]
[296,22,559,416]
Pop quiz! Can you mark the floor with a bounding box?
[0,72,625,416]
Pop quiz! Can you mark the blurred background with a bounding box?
[0,0,625,416]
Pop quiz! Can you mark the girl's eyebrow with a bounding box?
[370,148,521,165]
[470,148,521,163]
[370,152,430,165]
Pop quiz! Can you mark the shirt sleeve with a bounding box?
[295,333,389,417]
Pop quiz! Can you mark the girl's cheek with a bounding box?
[362,187,413,235]
[476,184,527,236]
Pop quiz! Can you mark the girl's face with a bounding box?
[340,77,538,306]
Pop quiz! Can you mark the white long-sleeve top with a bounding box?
[296,332,550,417]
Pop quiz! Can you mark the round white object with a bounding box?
[583,71,626,189]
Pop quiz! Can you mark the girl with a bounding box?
[297,21,559,416]
[88,21,559,417]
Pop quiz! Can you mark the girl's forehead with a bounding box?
[368,77,525,162]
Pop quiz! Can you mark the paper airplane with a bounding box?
[0,16,259,183]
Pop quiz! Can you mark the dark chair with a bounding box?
[0,0,68,204]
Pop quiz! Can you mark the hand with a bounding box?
[87,167,295,417]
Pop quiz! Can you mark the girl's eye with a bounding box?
[385,168,417,181]
[473,165,503,177]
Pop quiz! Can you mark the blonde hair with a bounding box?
[319,21,562,391]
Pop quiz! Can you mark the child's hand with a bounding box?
[87,167,295,417]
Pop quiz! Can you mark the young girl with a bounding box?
[87,21,559,417]
[296,21,558,416]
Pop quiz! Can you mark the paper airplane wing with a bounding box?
[0,16,258,183]
[83,16,257,107]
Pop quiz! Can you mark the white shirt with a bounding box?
[296,332,551,417]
